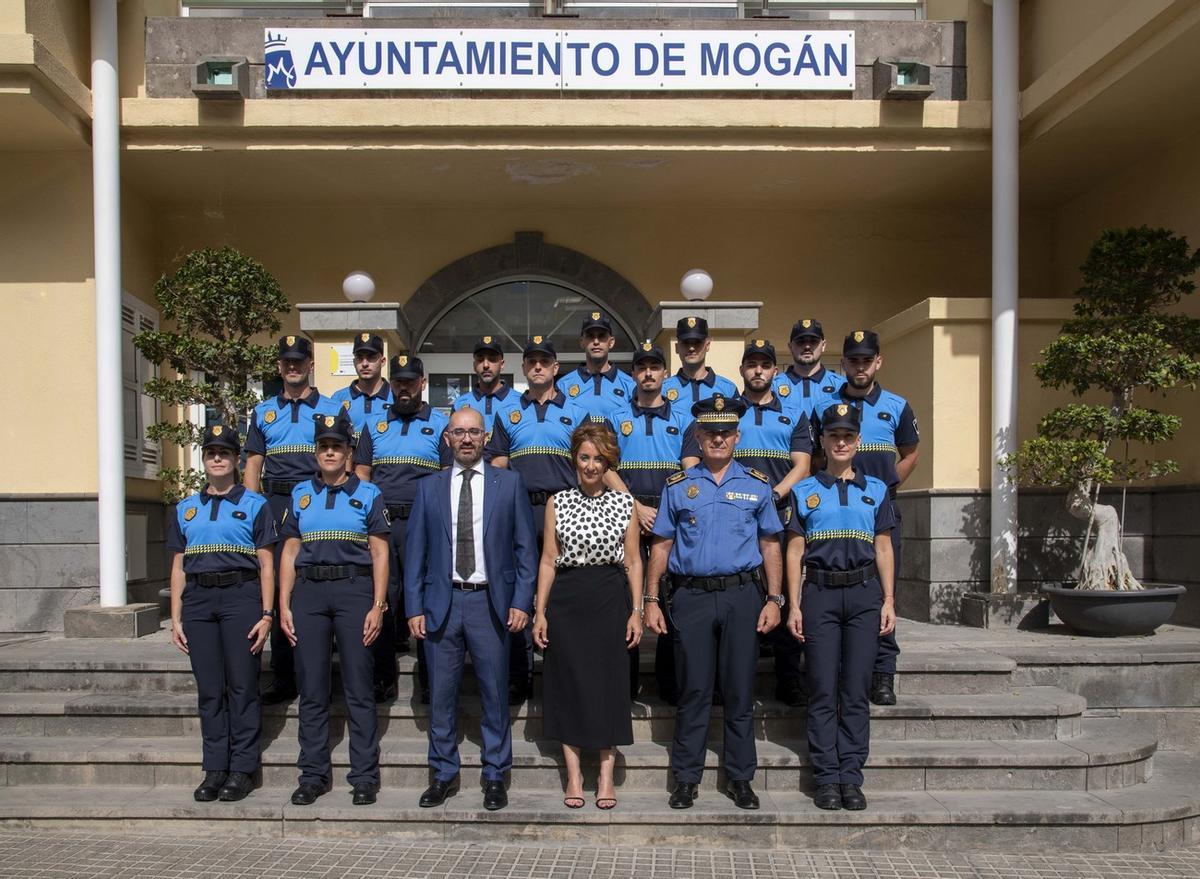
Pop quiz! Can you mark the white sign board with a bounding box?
[265,28,855,92]
[328,343,357,377]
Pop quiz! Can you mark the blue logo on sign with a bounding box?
[265,31,296,90]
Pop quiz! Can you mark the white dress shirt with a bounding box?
[450,459,487,583]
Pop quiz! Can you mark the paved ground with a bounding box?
[1,831,1199,879]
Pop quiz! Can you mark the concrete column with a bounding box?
[646,301,763,385]
[990,0,1019,594]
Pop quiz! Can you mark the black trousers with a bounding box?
[264,492,294,685]
[874,513,902,676]
[372,514,428,692]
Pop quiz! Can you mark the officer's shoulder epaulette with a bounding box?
[747,468,770,484]
[665,471,688,487]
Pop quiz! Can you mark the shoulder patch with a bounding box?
[568,385,580,397]
[299,494,311,510]
[806,493,821,510]
[264,409,277,424]
[666,388,679,402]
[777,384,790,397]
[183,507,197,521]
[376,421,388,433]
[747,468,770,484]
[665,471,688,487]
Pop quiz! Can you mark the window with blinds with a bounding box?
[121,295,161,479]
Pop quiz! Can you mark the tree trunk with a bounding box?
[1066,484,1143,591]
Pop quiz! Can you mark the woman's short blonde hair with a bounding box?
[570,422,620,471]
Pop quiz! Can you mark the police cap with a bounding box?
[691,393,746,428]
[819,402,861,435]
[200,423,240,454]
[842,329,880,358]
[313,411,354,445]
[632,340,666,366]
[473,335,503,356]
[277,335,312,360]
[675,316,709,342]
[389,354,424,380]
[352,333,384,356]
[742,338,777,365]
[580,310,612,335]
[790,319,824,341]
[523,335,557,359]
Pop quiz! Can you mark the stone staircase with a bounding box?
[0,630,1197,852]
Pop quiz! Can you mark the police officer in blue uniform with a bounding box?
[607,341,696,701]
[279,412,390,807]
[731,339,814,707]
[786,402,897,811]
[815,330,919,706]
[643,395,785,811]
[556,311,637,422]
[486,335,591,703]
[661,316,738,409]
[331,333,392,441]
[451,335,520,444]
[168,423,278,804]
[244,335,342,705]
[354,354,451,703]
[772,320,846,419]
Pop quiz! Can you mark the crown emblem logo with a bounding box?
[265,31,297,90]
[853,331,865,343]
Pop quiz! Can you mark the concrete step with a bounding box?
[0,751,1195,853]
[0,686,1087,741]
[0,716,1154,793]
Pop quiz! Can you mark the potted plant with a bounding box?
[1005,226,1200,636]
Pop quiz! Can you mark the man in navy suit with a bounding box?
[405,407,538,811]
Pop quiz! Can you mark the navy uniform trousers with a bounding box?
[669,581,761,784]
[803,577,883,786]
[293,573,380,788]
[264,491,296,685]
[181,578,263,774]
[874,519,901,676]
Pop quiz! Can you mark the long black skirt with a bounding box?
[542,564,634,750]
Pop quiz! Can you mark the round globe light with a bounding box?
[342,271,376,303]
[679,268,714,301]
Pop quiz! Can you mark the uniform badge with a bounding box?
[569,385,580,397]
[641,342,653,352]
[837,404,849,416]
[686,317,697,328]
[802,319,812,329]
[509,410,522,425]
[342,400,350,410]
[398,355,408,367]
[754,339,765,348]
[591,311,601,320]
[778,385,790,397]
[620,421,633,437]
[853,331,865,343]
[286,335,296,346]
[666,388,678,402]
[360,333,370,343]
[714,397,724,411]
[264,409,277,424]
[184,507,197,521]
[482,335,493,344]
[211,425,223,437]
[299,495,311,510]
[323,415,335,427]
[686,485,700,499]
[806,493,821,510]
[532,335,543,344]
[377,421,388,433]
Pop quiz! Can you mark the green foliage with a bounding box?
[1004,227,1200,493]
[133,247,290,501]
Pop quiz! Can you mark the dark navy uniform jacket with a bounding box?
[652,460,783,576]
[451,384,521,437]
[788,471,896,571]
[556,363,636,422]
[245,388,342,481]
[484,390,590,494]
[726,395,814,488]
[662,369,738,412]
[280,476,390,568]
[353,403,452,505]
[331,382,393,440]
[166,485,277,573]
[816,384,919,497]
[609,399,696,499]
[772,365,846,419]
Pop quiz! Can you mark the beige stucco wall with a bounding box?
[1019,0,1141,90]
[23,0,90,88]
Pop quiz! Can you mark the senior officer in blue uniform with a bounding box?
[661,316,738,409]
[730,339,814,707]
[772,320,846,419]
[168,423,277,804]
[643,395,785,811]
[815,330,919,706]
[451,335,520,443]
[556,311,637,422]
[279,412,390,807]
[486,335,591,703]
[331,333,392,440]
[786,402,897,812]
[355,354,451,703]
[244,335,342,705]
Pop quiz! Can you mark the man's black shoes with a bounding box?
[840,783,868,810]
[483,780,508,811]
[507,684,529,705]
[290,783,325,806]
[217,771,253,802]
[193,770,227,802]
[668,782,698,809]
[813,783,842,810]
[869,673,897,706]
[373,680,397,704]
[419,777,459,808]
[261,680,297,705]
[352,782,378,806]
[725,780,760,810]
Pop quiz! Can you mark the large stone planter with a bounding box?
[1042,583,1185,636]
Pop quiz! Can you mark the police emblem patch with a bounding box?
[686,317,697,328]
[299,495,311,510]
[323,415,335,427]
[286,335,296,346]
[806,494,821,510]
[569,385,580,397]
[686,485,700,499]
[264,410,276,424]
[482,335,493,344]
[778,384,790,397]
[666,388,679,401]
[714,397,724,411]
[620,421,633,437]
[641,342,652,352]
[377,421,388,433]
[837,404,849,416]
[802,319,812,328]
[398,355,408,367]
[532,335,543,344]
[591,312,601,320]
[754,339,765,348]
[509,410,521,425]
[184,507,197,521]
[212,425,223,436]
[853,331,865,343]
[360,333,370,343]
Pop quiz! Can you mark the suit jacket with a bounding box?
[404,462,538,632]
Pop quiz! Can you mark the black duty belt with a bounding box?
[297,564,373,582]
[452,581,488,592]
[263,478,300,496]
[806,563,878,587]
[528,490,550,506]
[386,503,413,520]
[188,569,259,587]
[634,495,661,509]
[670,570,756,593]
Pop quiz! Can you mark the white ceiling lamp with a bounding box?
[679,268,714,301]
[342,270,376,303]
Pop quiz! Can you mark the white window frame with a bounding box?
[122,294,161,480]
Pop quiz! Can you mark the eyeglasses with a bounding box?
[447,428,486,439]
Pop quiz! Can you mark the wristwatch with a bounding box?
[764,595,785,608]
[261,609,276,619]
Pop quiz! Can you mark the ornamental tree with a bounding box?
[1005,227,1200,590]
[133,246,291,501]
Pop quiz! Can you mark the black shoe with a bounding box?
[352,782,378,806]
[373,680,397,704]
[261,680,297,705]
[217,771,253,802]
[668,782,698,809]
[508,684,529,705]
[870,673,897,706]
[840,783,867,810]
[290,783,325,806]
[419,777,459,808]
[725,780,760,810]
[193,770,227,802]
[814,783,842,810]
[775,682,807,707]
[482,780,508,811]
